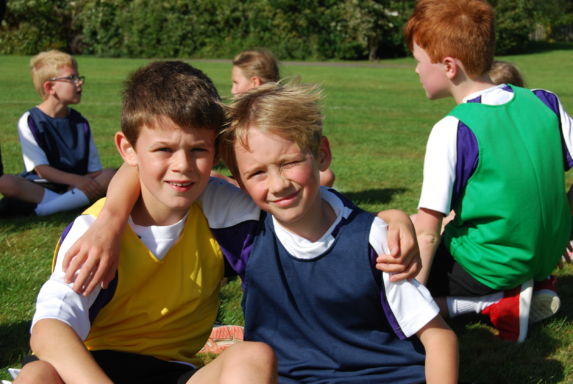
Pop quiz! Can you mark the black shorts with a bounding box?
[426,242,496,297]
[23,350,197,384]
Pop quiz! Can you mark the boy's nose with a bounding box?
[173,151,194,173]
[268,170,290,193]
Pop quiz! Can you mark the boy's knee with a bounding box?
[13,360,63,384]
[234,341,276,366]
[0,174,21,196]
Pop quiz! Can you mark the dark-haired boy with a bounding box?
[14,61,276,384]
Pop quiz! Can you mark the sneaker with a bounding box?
[530,276,560,323]
[198,325,244,355]
[481,279,533,342]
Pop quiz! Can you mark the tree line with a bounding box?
[0,0,571,60]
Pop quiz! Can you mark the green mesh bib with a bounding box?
[443,86,570,289]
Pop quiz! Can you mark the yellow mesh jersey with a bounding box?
[77,199,223,366]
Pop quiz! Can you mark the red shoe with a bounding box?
[199,325,244,354]
[530,276,560,323]
[481,279,533,342]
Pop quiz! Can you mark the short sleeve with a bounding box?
[418,115,459,214]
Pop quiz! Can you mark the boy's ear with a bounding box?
[115,132,138,166]
[317,136,332,171]
[43,81,55,97]
[442,56,459,80]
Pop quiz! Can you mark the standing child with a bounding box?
[0,50,115,217]
[13,61,277,384]
[402,0,573,342]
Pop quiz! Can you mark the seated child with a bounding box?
[217,81,458,383]
[403,0,572,342]
[0,50,115,217]
[13,61,276,384]
[489,60,526,87]
[230,48,281,96]
[215,48,335,187]
[59,82,456,383]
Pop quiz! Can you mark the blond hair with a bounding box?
[30,50,77,97]
[232,49,280,84]
[220,81,323,178]
[489,60,525,87]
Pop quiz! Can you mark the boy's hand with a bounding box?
[62,217,123,296]
[375,209,421,281]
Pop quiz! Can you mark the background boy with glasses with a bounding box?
[0,49,115,217]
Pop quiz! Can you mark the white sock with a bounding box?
[37,188,59,205]
[35,188,89,216]
[446,291,504,317]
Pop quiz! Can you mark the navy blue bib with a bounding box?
[243,208,425,383]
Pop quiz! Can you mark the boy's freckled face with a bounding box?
[231,66,254,96]
[234,127,322,232]
[51,65,83,104]
[129,120,216,225]
[412,43,449,100]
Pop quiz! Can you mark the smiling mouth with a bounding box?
[272,191,299,206]
[167,181,193,188]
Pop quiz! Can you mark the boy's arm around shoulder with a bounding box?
[63,163,138,295]
[375,209,421,281]
[416,315,458,384]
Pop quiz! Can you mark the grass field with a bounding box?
[1,48,573,383]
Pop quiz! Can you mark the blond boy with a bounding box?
[210,81,458,383]
[0,50,114,217]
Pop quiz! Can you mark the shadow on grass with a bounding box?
[0,209,80,234]
[341,188,408,206]
[0,319,30,369]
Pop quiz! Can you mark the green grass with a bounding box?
[2,49,573,383]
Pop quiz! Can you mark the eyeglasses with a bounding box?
[49,75,85,84]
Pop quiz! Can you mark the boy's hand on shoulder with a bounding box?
[63,215,123,296]
[375,209,421,281]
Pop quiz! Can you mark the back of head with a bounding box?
[404,0,495,78]
[220,81,323,177]
[121,60,224,145]
[232,49,280,83]
[30,50,77,97]
[489,60,525,87]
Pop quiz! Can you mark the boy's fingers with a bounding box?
[82,259,108,296]
[72,256,98,294]
[389,262,420,282]
[376,262,406,273]
[386,228,400,258]
[64,253,86,283]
